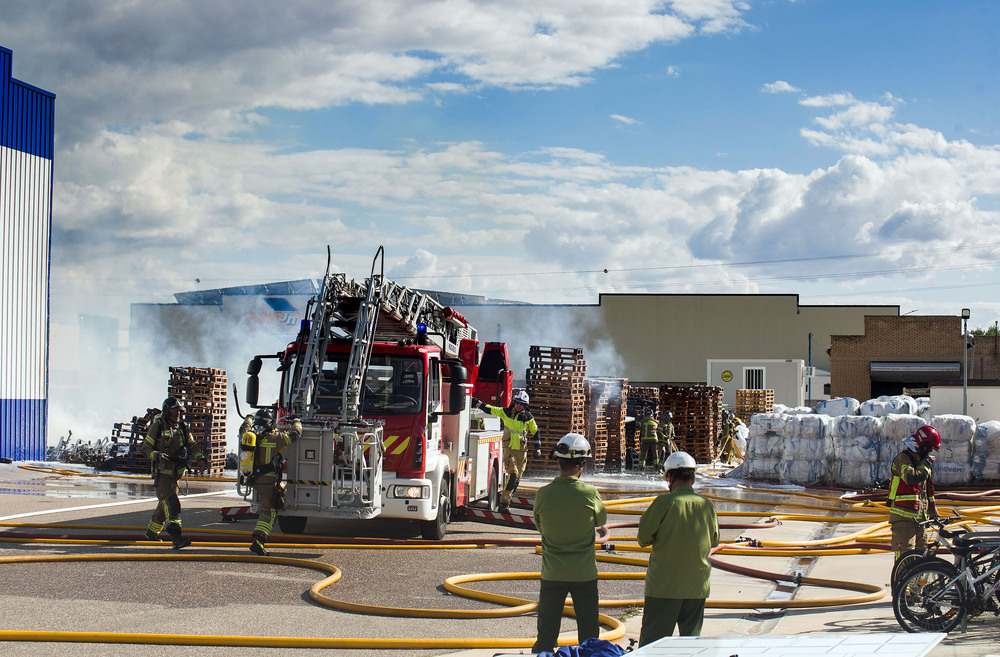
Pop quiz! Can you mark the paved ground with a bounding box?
[0,461,997,656]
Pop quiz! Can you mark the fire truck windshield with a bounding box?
[284,352,424,416]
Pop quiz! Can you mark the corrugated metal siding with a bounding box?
[1,46,55,461]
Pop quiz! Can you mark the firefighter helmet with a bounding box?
[554,433,591,459]
[663,451,697,472]
[913,426,941,451]
[162,397,185,415]
[253,408,274,429]
[513,390,530,405]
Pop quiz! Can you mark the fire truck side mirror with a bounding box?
[449,366,467,413]
[246,357,263,406]
[246,375,260,407]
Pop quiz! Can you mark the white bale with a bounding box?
[813,397,860,417]
[779,459,826,486]
[929,414,975,486]
[834,414,883,439]
[750,412,787,434]
[972,420,1000,482]
[785,414,830,440]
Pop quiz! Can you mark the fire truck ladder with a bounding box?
[378,279,478,358]
[286,270,355,419]
[332,248,386,514]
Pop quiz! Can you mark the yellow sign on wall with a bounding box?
[721,370,733,383]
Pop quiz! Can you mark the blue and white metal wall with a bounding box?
[1,46,55,460]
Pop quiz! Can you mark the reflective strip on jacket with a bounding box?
[484,404,540,451]
[888,449,935,521]
[638,419,659,441]
[141,414,204,478]
[239,416,302,484]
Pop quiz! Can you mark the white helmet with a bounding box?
[513,390,530,405]
[554,433,591,459]
[663,451,696,472]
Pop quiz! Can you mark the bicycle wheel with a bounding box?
[891,550,929,596]
[893,559,965,633]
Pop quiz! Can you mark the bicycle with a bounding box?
[889,512,964,596]
[892,526,1000,633]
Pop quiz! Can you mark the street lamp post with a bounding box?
[962,308,970,415]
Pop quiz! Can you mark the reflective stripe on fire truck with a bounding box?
[384,435,411,455]
[286,480,331,486]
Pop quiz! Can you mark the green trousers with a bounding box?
[638,597,706,646]
[532,578,600,653]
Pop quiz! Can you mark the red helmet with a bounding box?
[913,426,941,451]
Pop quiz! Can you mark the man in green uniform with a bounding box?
[141,397,207,550]
[239,408,303,556]
[531,433,608,653]
[473,390,541,512]
[637,408,661,467]
[637,451,719,645]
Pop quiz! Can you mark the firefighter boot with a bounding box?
[166,524,191,550]
[144,528,160,541]
[249,532,269,556]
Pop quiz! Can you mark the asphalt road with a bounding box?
[0,462,997,657]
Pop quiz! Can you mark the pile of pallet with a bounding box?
[585,378,628,471]
[659,385,724,463]
[735,389,775,419]
[525,346,587,475]
[110,408,158,472]
[168,366,228,476]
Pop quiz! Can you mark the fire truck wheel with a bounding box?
[487,465,500,513]
[277,515,307,534]
[420,479,451,540]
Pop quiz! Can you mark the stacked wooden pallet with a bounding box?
[585,378,628,470]
[659,385,724,463]
[735,389,775,418]
[110,408,158,472]
[168,366,228,476]
[525,346,587,475]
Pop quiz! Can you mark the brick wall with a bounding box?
[829,316,999,401]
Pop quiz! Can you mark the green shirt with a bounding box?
[532,475,607,581]
[637,485,719,599]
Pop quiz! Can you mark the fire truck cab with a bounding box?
[242,250,506,540]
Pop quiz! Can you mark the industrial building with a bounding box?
[0,46,55,460]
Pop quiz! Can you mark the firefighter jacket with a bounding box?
[638,418,660,442]
[658,422,675,445]
[638,485,719,599]
[532,475,607,582]
[240,416,302,485]
[483,404,541,452]
[888,448,937,523]
[142,414,204,479]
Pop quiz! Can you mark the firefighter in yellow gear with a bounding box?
[659,411,678,459]
[141,397,206,550]
[888,426,940,561]
[638,408,662,466]
[474,390,541,512]
[240,409,302,556]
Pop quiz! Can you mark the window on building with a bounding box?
[744,367,765,390]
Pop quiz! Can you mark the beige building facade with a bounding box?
[452,294,900,392]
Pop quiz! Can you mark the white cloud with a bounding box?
[762,80,800,94]
[610,113,641,125]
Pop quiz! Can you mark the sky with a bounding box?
[3,0,1000,440]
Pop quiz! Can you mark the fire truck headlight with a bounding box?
[392,485,430,500]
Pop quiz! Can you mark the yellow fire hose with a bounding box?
[4,468,995,649]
